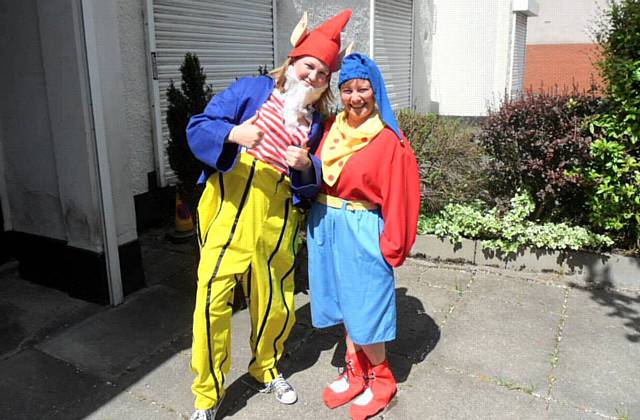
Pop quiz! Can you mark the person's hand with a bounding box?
[228,112,264,149]
[285,145,312,170]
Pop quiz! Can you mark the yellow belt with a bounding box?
[316,193,378,211]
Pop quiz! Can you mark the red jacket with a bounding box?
[315,119,421,267]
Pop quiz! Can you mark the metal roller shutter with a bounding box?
[373,0,414,110]
[148,0,274,185]
[510,13,527,97]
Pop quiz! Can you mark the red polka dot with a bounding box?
[328,175,334,181]
[334,138,339,143]
[361,138,368,142]
[338,161,344,167]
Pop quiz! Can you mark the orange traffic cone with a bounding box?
[167,191,195,243]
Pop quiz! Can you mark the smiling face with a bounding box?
[339,78,375,128]
[292,56,330,88]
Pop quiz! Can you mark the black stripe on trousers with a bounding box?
[248,198,290,378]
[195,205,202,248]
[204,160,256,401]
[271,218,299,364]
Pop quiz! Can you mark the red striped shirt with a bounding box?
[246,90,310,174]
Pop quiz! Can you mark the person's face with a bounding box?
[340,79,375,126]
[292,56,330,88]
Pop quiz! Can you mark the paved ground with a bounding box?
[1,225,639,419]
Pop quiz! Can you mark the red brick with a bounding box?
[524,44,603,93]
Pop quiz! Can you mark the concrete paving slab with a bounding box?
[221,329,348,419]
[394,258,431,281]
[125,307,260,417]
[384,362,547,420]
[141,246,198,294]
[38,285,194,381]
[0,267,102,357]
[428,285,561,393]
[478,265,571,288]
[0,349,111,419]
[551,286,640,418]
[470,271,567,315]
[546,401,613,420]
[122,344,194,417]
[417,266,475,293]
[81,390,183,420]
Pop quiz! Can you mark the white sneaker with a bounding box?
[260,374,298,404]
[189,407,218,420]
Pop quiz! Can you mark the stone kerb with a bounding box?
[411,234,640,290]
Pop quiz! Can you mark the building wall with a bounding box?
[275,0,370,67]
[526,0,606,45]
[525,43,601,91]
[0,0,139,251]
[525,0,606,92]
[275,0,370,108]
[430,0,514,116]
[117,0,155,196]
[86,0,138,245]
[412,0,435,113]
[0,0,102,250]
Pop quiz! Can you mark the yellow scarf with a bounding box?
[322,111,385,186]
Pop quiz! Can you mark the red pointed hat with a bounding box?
[288,9,352,71]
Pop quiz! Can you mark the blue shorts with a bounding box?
[306,201,396,345]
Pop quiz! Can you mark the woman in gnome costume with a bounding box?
[186,10,352,420]
[306,53,421,419]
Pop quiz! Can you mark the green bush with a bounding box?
[579,0,640,251]
[397,110,487,214]
[420,190,613,254]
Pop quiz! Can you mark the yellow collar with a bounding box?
[321,111,385,186]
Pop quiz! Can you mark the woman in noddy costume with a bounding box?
[307,52,421,419]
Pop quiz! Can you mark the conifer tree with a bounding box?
[166,53,212,212]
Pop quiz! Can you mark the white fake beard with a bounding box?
[283,65,327,135]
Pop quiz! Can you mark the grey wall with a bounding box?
[117,0,155,196]
[527,0,606,45]
[412,0,435,113]
[0,0,102,249]
[85,0,138,245]
[275,0,371,68]
[0,0,139,251]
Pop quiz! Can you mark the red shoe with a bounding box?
[349,360,397,420]
[323,350,369,409]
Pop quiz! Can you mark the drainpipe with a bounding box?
[370,0,375,57]
[80,0,124,306]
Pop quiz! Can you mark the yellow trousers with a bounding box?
[191,153,302,410]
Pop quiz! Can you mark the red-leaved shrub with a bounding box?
[477,90,602,223]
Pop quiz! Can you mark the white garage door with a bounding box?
[510,12,527,97]
[373,0,414,110]
[147,0,275,185]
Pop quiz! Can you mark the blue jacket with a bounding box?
[187,75,324,207]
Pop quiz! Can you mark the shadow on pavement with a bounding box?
[219,285,441,417]
[568,281,640,343]
[565,251,640,343]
